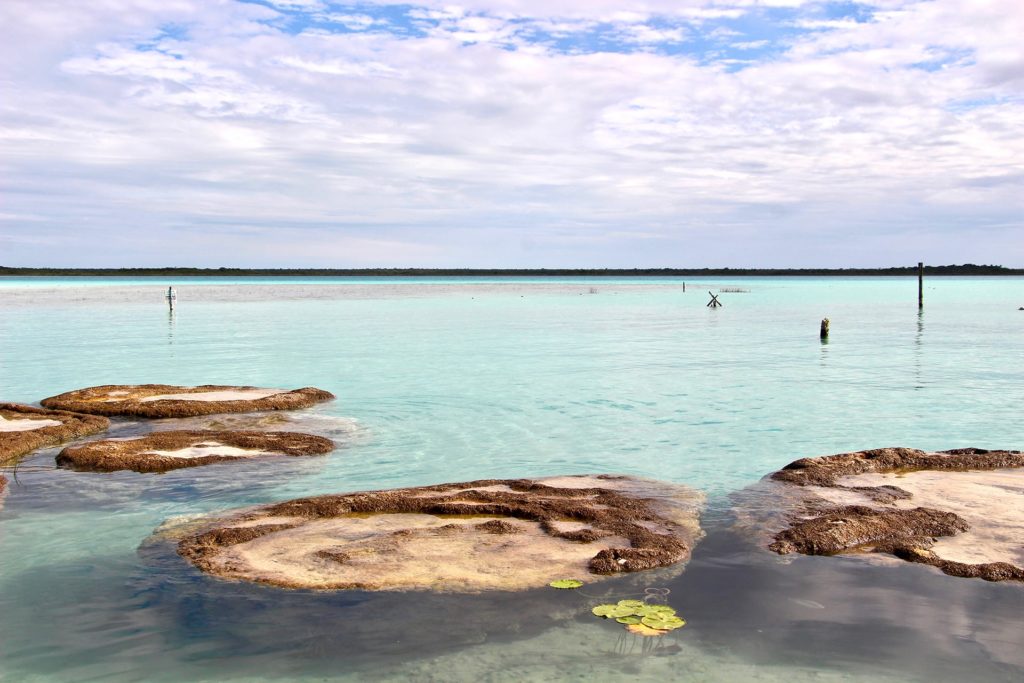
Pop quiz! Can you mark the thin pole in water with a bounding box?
[918,262,924,309]
[166,286,176,311]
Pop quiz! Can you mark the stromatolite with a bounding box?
[57,430,335,473]
[761,447,1024,582]
[40,384,334,418]
[167,474,705,592]
[0,403,110,464]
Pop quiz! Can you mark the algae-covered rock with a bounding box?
[40,384,334,418]
[756,447,1024,583]
[57,430,334,473]
[0,403,110,464]
[168,474,705,592]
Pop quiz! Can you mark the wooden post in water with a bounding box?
[918,262,924,309]
[820,318,830,339]
[707,292,722,308]
[166,286,177,311]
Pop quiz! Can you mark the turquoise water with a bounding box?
[1,276,1022,682]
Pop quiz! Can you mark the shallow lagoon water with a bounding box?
[1,276,1023,682]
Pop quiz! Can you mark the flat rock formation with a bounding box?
[57,430,335,473]
[0,403,110,464]
[40,384,334,418]
[765,447,1024,582]
[0,474,7,509]
[171,475,705,592]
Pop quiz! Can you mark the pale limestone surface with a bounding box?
[219,514,633,592]
[139,389,286,403]
[0,417,63,432]
[144,442,272,460]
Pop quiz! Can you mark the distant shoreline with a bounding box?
[1,265,1021,277]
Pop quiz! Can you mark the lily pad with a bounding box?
[549,579,584,589]
[635,604,676,617]
[592,604,639,619]
[626,623,668,637]
[616,616,642,625]
[641,614,686,631]
[617,599,645,608]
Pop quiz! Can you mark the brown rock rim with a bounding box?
[767,447,1024,583]
[40,385,335,418]
[0,403,110,465]
[173,474,704,592]
[57,430,335,473]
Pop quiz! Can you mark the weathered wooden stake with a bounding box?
[707,292,722,308]
[918,262,923,309]
[682,282,686,293]
[820,317,830,339]
[166,286,177,311]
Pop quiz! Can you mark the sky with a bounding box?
[1,0,1022,268]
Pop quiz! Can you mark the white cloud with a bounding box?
[0,0,1022,267]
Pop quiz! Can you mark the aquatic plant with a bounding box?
[591,594,686,637]
[641,614,685,630]
[549,579,584,589]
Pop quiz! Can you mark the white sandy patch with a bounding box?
[97,391,131,402]
[835,469,1024,566]
[139,389,286,403]
[0,416,62,432]
[143,442,271,460]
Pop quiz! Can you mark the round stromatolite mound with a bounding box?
[757,447,1024,582]
[171,475,705,592]
[40,384,334,418]
[56,430,335,473]
[0,403,110,465]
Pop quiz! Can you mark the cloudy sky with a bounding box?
[1,0,1021,268]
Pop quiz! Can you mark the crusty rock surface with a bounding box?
[765,447,1024,582]
[772,447,1024,488]
[57,430,335,473]
[40,384,334,418]
[169,475,705,592]
[0,403,110,464]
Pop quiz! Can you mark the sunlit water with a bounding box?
[1,276,1022,682]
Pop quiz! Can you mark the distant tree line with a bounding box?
[0,264,1020,276]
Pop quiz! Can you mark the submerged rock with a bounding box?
[57,430,335,473]
[759,447,1024,582]
[40,384,334,418]
[168,475,705,592]
[0,474,6,509]
[0,403,110,464]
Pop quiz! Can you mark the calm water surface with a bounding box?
[1,276,1022,682]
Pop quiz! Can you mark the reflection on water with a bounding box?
[3,508,1023,683]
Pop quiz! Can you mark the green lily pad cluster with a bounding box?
[549,579,585,589]
[591,599,686,635]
